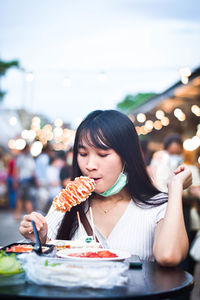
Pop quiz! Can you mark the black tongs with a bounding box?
[31,220,42,255]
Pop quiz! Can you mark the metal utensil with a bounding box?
[31,220,42,255]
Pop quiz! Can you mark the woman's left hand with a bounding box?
[170,164,192,190]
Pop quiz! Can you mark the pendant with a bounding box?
[104,209,108,213]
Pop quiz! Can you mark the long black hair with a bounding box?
[57,110,167,239]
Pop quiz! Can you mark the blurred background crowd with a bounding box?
[0,144,73,218]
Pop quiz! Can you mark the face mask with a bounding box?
[169,155,183,169]
[98,171,128,197]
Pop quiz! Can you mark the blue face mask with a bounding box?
[98,171,128,197]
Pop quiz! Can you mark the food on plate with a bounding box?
[6,245,33,253]
[4,244,52,254]
[0,251,24,275]
[48,239,101,250]
[52,176,95,212]
[68,250,118,258]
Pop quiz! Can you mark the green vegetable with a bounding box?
[50,263,61,267]
[0,251,24,275]
[44,260,61,267]
[45,259,48,266]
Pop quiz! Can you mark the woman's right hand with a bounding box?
[19,212,48,244]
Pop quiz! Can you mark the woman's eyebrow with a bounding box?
[78,144,86,149]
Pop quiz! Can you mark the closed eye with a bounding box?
[98,153,109,157]
[78,152,87,157]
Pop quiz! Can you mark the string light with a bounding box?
[135,126,141,135]
[54,118,63,127]
[15,139,26,150]
[8,139,16,149]
[155,110,165,120]
[174,108,186,121]
[30,141,43,157]
[191,105,200,117]
[145,120,154,130]
[137,113,146,123]
[183,136,200,151]
[9,116,17,126]
[161,117,170,126]
[153,120,162,130]
[179,67,191,85]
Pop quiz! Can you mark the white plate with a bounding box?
[56,248,131,261]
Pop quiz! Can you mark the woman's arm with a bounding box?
[153,165,192,266]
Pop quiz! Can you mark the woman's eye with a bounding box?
[98,153,109,157]
[78,152,87,157]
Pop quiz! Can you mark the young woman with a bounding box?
[19,110,192,266]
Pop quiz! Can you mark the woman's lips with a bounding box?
[92,177,101,183]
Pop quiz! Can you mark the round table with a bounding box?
[0,261,194,300]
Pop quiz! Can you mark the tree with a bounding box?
[0,59,20,101]
[117,92,157,113]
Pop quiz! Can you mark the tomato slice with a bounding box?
[68,250,118,258]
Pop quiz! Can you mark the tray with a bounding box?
[1,242,55,255]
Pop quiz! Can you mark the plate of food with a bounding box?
[48,239,101,251]
[56,248,131,261]
[2,243,55,255]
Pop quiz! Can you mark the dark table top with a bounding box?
[0,261,194,300]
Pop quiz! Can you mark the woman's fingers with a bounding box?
[23,212,46,231]
[173,164,185,175]
[19,212,47,241]
[173,165,193,189]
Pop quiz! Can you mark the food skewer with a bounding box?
[46,176,95,218]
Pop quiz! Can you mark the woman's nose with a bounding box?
[86,156,98,171]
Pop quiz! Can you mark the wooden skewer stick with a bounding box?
[77,211,86,254]
[89,207,98,252]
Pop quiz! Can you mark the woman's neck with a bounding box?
[92,188,131,204]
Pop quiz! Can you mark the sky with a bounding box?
[1,0,200,129]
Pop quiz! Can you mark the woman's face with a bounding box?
[77,137,123,194]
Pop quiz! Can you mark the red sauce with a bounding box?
[6,245,33,253]
[68,250,118,258]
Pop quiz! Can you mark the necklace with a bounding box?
[97,198,122,214]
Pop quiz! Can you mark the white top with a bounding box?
[46,193,168,261]
[16,154,35,180]
[46,165,62,198]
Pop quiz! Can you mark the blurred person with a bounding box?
[45,154,65,213]
[20,110,192,267]
[35,143,52,213]
[150,133,200,273]
[7,151,18,211]
[60,148,73,188]
[0,150,8,207]
[184,151,200,274]
[15,145,36,220]
[150,134,184,192]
